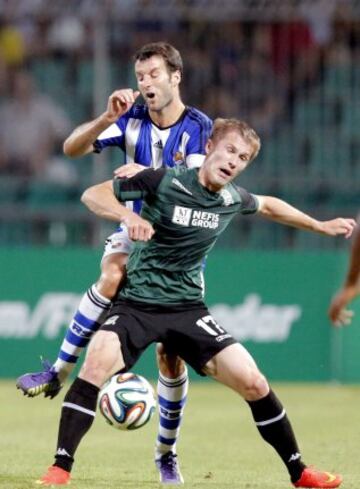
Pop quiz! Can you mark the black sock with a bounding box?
[54,377,99,472]
[247,390,306,483]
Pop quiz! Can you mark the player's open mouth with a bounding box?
[146,92,155,100]
[219,168,231,177]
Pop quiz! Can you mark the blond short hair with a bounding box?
[210,118,261,162]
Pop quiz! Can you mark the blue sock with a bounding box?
[53,285,111,382]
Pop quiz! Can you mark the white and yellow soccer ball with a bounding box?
[98,372,156,431]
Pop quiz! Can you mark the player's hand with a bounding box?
[114,163,146,179]
[328,287,357,326]
[319,218,357,238]
[102,89,140,123]
[122,214,155,242]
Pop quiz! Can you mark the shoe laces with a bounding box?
[161,452,178,469]
[40,357,53,372]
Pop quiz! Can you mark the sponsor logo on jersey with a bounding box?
[172,206,192,226]
[172,206,219,229]
[171,178,193,196]
[191,210,219,228]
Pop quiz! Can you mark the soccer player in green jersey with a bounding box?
[37,118,355,487]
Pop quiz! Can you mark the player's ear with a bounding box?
[171,70,181,86]
[205,139,213,155]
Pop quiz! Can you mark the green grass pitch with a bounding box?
[0,380,358,488]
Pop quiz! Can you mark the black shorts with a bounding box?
[101,299,236,376]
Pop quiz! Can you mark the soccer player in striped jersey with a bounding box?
[36,118,353,487]
[16,41,212,484]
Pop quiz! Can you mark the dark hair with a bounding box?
[134,42,183,75]
[211,118,261,162]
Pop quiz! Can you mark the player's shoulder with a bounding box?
[229,183,259,213]
[221,182,251,203]
[158,165,191,187]
[164,165,189,179]
[185,106,213,130]
[232,183,251,198]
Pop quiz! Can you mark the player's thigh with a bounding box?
[166,307,236,376]
[101,229,133,263]
[203,343,269,399]
[101,301,162,374]
[80,330,125,386]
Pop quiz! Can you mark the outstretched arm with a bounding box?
[63,89,140,157]
[328,220,360,326]
[81,180,154,242]
[256,195,356,238]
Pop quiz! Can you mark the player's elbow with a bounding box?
[256,196,271,216]
[63,138,90,158]
[63,138,75,157]
[81,183,106,209]
[81,186,94,208]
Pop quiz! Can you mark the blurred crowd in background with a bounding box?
[0,0,359,248]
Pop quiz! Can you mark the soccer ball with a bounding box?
[98,372,156,431]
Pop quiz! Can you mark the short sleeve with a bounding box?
[113,168,166,202]
[93,115,128,153]
[237,187,259,215]
[185,115,212,168]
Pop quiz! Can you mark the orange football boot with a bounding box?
[35,466,71,486]
[293,466,342,488]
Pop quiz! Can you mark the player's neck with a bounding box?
[149,99,186,128]
[198,167,223,193]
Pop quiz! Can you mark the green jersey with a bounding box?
[113,167,258,305]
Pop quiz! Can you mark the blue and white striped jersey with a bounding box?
[95,105,212,170]
[94,104,212,215]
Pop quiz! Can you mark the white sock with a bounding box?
[53,284,111,382]
[155,367,188,460]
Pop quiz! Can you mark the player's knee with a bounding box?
[80,356,106,386]
[243,371,269,401]
[80,332,119,387]
[97,266,124,298]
